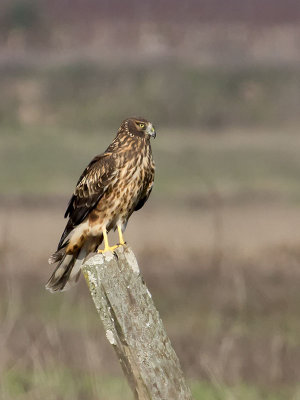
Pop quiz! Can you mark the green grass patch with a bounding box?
[191,381,299,400]
[1,368,299,400]
[1,368,132,400]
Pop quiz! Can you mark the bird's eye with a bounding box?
[139,123,145,128]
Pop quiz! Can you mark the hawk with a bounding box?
[46,117,156,292]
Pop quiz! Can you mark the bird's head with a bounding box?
[121,117,156,139]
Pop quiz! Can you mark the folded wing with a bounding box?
[57,153,116,250]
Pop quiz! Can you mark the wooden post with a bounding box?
[82,246,192,400]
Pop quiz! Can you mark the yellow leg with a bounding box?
[98,229,118,253]
[117,225,126,245]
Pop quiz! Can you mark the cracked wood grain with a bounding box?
[82,246,192,400]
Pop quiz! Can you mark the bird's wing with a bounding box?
[57,152,116,249]
[134,187,153,211]
[134,171,155,212]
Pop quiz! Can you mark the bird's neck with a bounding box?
[112,131,149,149]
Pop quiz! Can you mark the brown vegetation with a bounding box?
[1,199,300,398]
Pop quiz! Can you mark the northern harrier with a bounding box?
[46,117,156,292]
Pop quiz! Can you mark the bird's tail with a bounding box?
[46,247,86,293]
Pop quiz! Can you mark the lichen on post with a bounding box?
[82,246,192,400]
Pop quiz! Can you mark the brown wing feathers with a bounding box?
[57,153,115,250]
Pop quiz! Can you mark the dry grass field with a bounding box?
[1,199,300,399]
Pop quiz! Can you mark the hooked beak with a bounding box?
[146,123,156,139]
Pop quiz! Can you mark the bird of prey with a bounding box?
[46,117,156,292]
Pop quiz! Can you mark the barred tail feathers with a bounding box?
[46,248,86,293]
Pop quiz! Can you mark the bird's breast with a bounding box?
[88,144,153,231]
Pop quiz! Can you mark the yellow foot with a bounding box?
[97,244,120,254]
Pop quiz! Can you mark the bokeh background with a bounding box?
[1,1,300,399]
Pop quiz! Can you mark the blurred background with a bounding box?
[1,1,300,399]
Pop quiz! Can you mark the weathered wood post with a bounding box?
[82,245,192,400]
